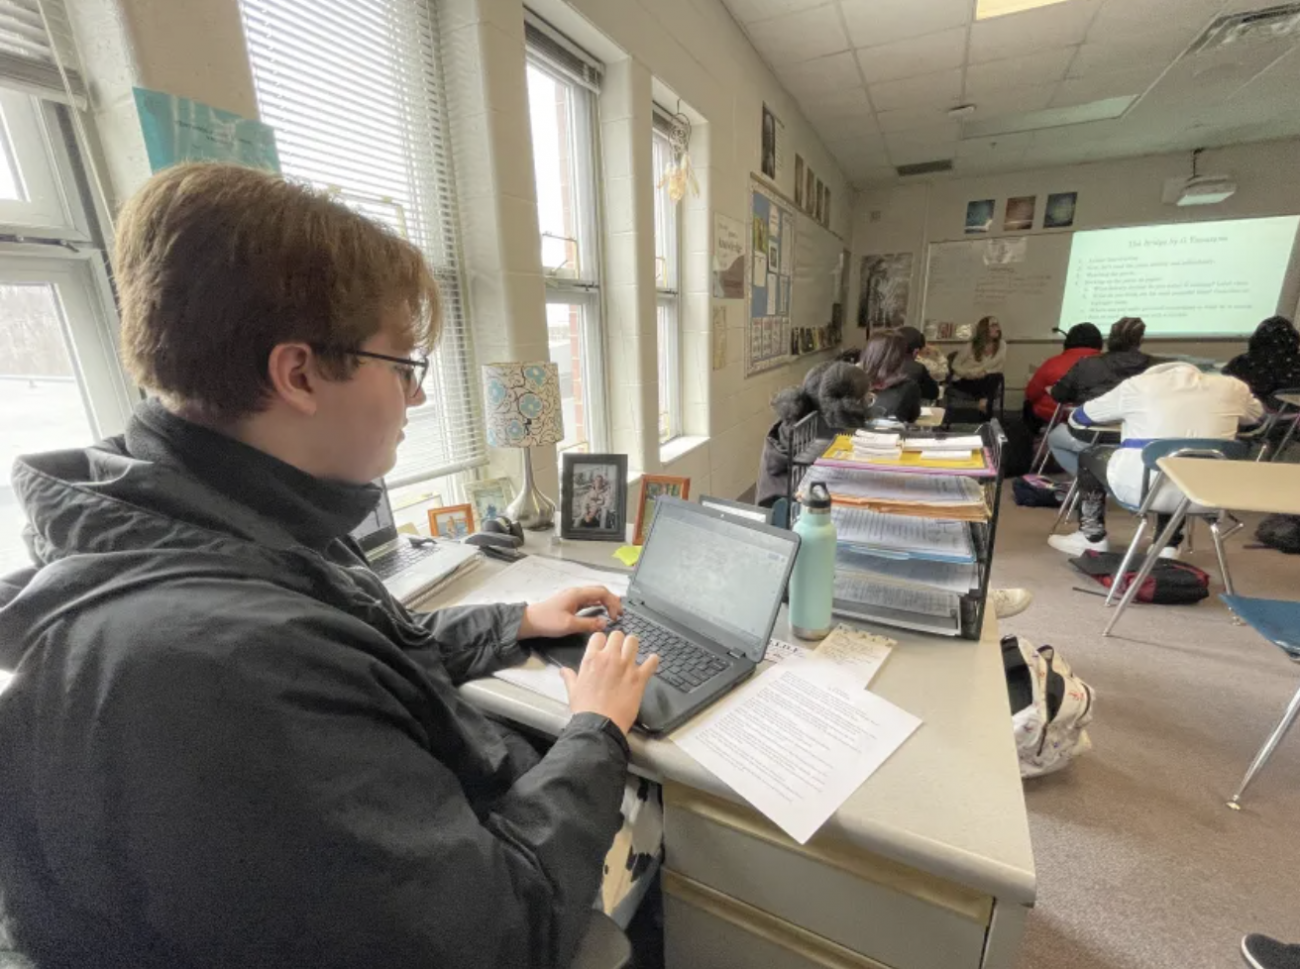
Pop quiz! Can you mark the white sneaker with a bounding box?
[1048,531,1111,555]
[1158,545,1181,560]
[990,588,1034,619]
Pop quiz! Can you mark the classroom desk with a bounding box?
[414,532,1036,969]
[1104,458,1300,637]
[1272,391,1300,461]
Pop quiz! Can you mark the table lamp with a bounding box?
[482,362,564,530]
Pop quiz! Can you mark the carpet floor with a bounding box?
[992,491,1300,969]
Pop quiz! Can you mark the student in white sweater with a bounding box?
[1047,361,1263,556]
[950,316,1007,413]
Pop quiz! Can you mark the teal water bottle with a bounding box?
[789,482,836,640]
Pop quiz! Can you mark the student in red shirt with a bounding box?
[1023,323,1103,430]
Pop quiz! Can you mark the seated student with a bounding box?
[1223,315,1300,409]
[895,326,941,401]
[950,316,1006,412]
[756,359,870,506]
[861,331,922,423]
[0,163,658,968]
[1023,322,1103,431]
[1047,361,1262,555]
[1048,316,1153,475]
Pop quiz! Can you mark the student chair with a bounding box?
[1103,439,1250,607]
[944,353,1005,421]
[572,912,634,969]
[1031,401,1070,475]
[1260,389,1300,462]
[1219,595,1300,810]
[1048,415,1120,535]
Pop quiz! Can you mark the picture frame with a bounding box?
[464,477,515,528]
[560,453,629,542]
[633,474,691,546]
[428,503,475,541]
[698,494,774,526]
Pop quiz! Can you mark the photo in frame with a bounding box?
[633,475,691,546]
[428,503,475,541]
[464,477,515,529]
[560,454,629,541]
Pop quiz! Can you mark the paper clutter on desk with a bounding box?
[614,545,642,567]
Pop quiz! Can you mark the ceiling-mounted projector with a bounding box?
[1173,174,1238,206]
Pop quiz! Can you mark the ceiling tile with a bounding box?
[964,48,1071,99]
[719,0,831,25]
[885,122,962,163]
[840,0,972,48]
[855,27,968,84]
[967,85,1056,117]
[1051,65,1163,107]
[1086,0,1222,43]
[775,51,863,100]
[845,164,899,187]
[745,3,849,66]
[969,0,1101,64]
[875,105,960,132]
[868,68,963,112]
[799,87,874,131]
[956,131,1034,156]
[1068,30,1195,78]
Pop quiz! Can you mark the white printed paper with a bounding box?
[920,449,972,460]
[457,555,630,608]
[494,655,570,705]
[804,625,894,690]
[674,665,922,844]
[766,272,778,314]
[754,252,767,280]
[764,638,811,665]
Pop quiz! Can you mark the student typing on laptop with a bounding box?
[0,164,656,969]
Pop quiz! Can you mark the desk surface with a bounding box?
[1276,392,1300,409]
[421,532,1036,906]
[1157,457,1300,515]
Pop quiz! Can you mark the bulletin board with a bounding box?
[746,183,795,376]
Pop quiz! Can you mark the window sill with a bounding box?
[659,434,709,467]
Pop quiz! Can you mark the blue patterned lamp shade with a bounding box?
[482,362,564,448]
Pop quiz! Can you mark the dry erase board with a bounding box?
[921,235,1073,342]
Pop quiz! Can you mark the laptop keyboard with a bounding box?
[370,542,438,580]
[609,611,730,694]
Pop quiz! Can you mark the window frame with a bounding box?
[0,88,91,241]
[652,122,682,445]
[525,50,609,454]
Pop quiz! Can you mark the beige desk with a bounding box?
[1271,392,1300,460]
[417,532,1036,969]
[1104,458,1300,637]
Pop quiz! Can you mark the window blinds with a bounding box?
[0,0,85,101]
[240,0,485,487]
[523,12,602,92]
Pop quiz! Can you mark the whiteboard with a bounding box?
[921,235,1073,342]
[790,207,846,340]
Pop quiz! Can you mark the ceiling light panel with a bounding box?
[976,0,1072,20]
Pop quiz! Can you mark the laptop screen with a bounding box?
[350,481,397,555]
[631,498,798,661]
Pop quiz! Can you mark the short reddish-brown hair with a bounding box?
[115,162,440,422]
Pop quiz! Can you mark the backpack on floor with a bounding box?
[1013,474,1065,508]
[1256,514,1300,554]
[1002,635,1094,778]
[1069,549,1210,605]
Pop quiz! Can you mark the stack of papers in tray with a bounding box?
[850,429,902,461]
[819,435,990,475]
[832,572,962,637]
[799,466,988,522]
[830,505,975,564]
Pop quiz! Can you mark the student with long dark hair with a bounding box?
[1224,315,1300,408]
[861,331,922,422]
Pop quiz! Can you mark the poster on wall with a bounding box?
[794,155,805,208]
[857,253,914,331]
[713,214,746,299]
[712,305,728,371]
[814,178,825,223]
[824,188,832,227]
[965,199,995,234]
[760,103,786,183]
[1004,196,1037,232]
[746,184,796,376]
[1044,191,1078,229]
[805,168,816,215]
[134,87,280,173]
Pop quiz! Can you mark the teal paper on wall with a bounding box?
[134,87,280,173]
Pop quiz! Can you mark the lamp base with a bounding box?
[506,448,556,531]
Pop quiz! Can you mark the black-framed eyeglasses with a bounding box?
[345,350,429,400]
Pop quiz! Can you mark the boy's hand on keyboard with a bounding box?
[560,631,659,737]
[518,586,623,639]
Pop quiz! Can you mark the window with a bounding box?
[0,79,133,575]
[525,17,605,454]
[652,113,682,444]
[240,0,484,487]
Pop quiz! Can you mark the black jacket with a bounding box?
[1050,350,1153,405]
[0,401,628,969]
[867,381,922,423]
[901,359,939,402]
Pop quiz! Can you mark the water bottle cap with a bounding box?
[803,482,832,511]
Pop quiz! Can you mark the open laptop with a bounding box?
[541,497,801,734]
[350,482,479,604]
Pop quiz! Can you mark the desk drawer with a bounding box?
[664,784,990,969]
[665,870,891,969]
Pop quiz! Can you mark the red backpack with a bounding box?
[1070,550,1210,605]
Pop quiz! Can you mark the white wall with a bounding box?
[848,138,1300,400]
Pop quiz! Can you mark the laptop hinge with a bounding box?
[728,649,745,659]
